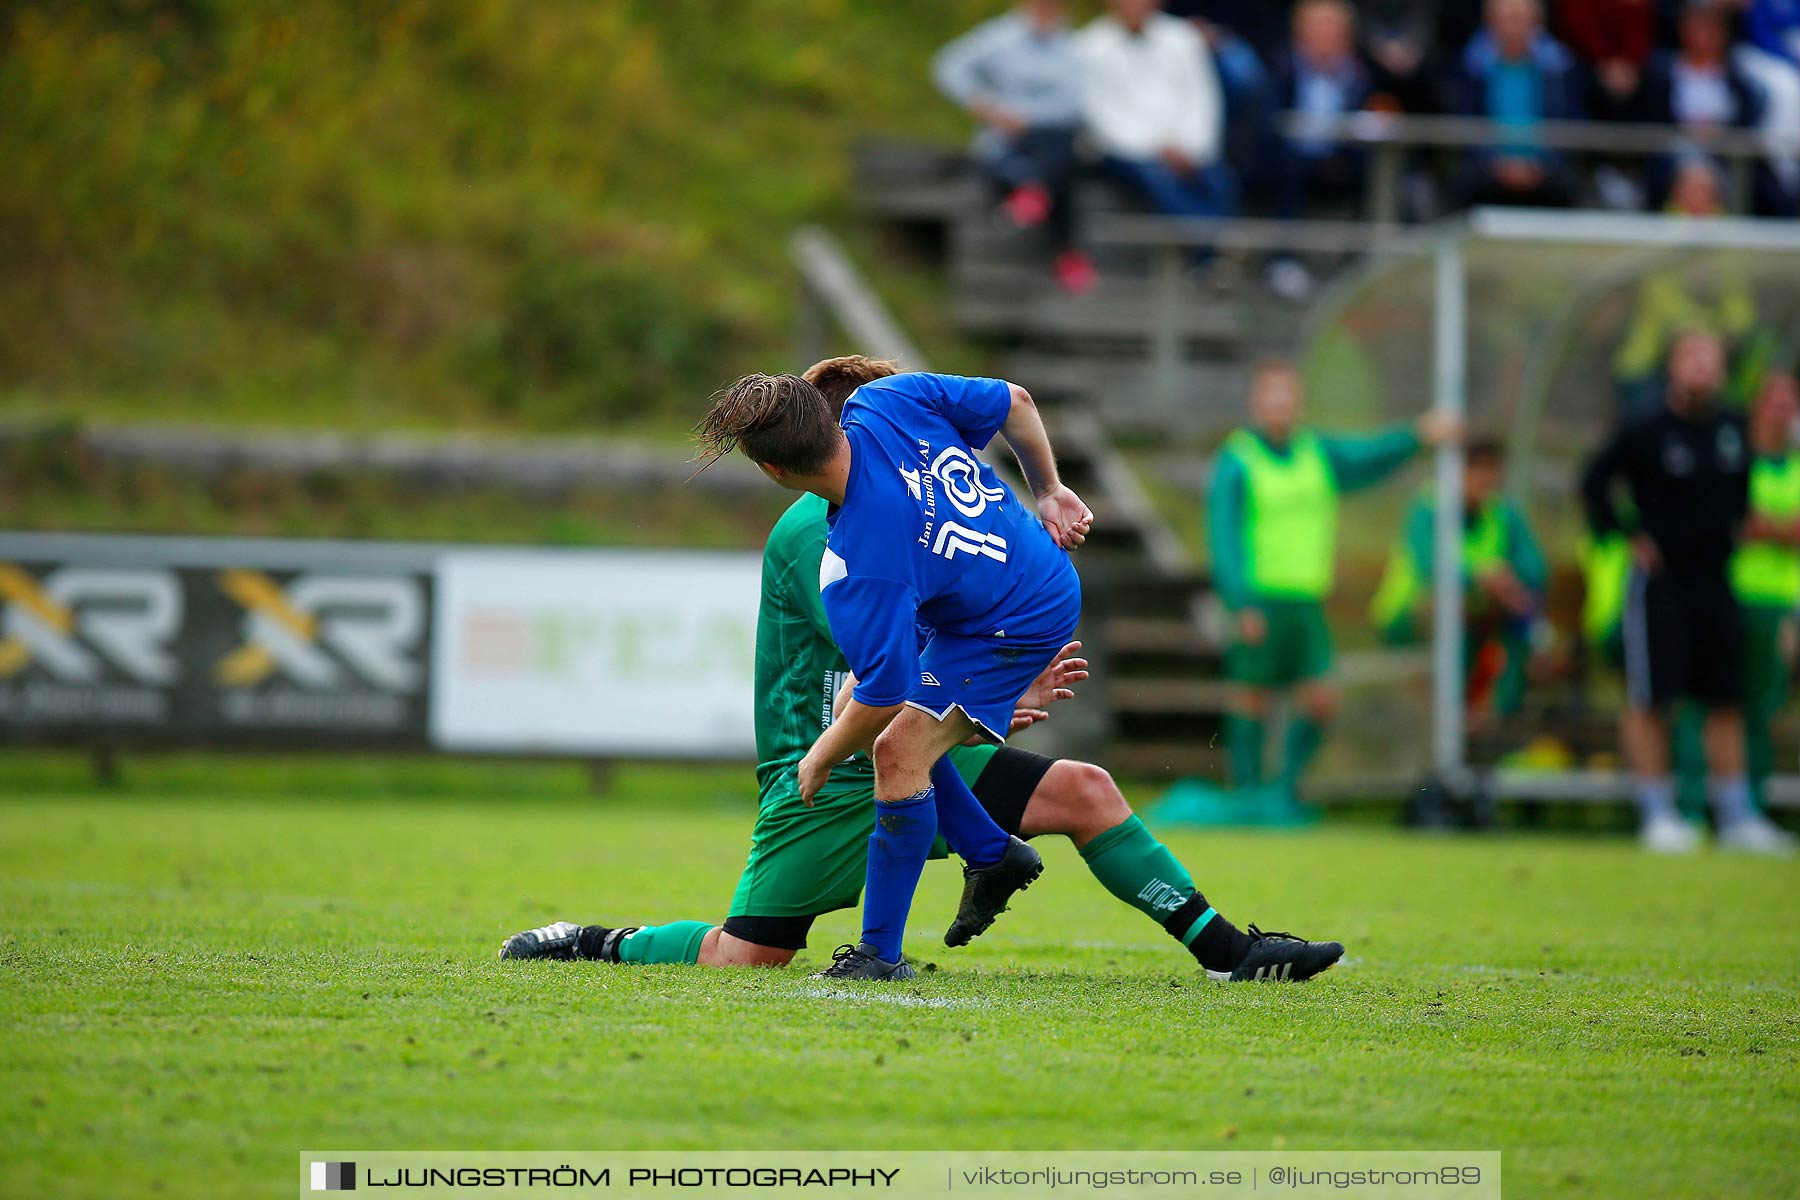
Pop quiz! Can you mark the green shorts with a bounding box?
[724,744,1057,947]
[1226,598,1333,688]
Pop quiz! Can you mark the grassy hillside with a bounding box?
[1,1,1005,434]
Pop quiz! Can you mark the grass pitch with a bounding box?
[2,754,1797,1200]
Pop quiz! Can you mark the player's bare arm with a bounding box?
[796,697,901,805]
[1000,383,1094,549]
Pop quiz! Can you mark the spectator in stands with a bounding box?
[1165,2,1280,187]
[1451,0,1585,208]
[1265,0,1375,300]
[1163,0,1292,61]
[1076,0,1237,228]
[1579,330,1792,854]
[1357,0,1441,112]
[1643,2,1763,135]
[1746,0,1800,65]
[1208,360,1457,823]
[933,1,1098,294]
[1726,3,1800,216]
[1640,1,1770,206]
[1369,437,1546,719]
[1552,0,1656,121]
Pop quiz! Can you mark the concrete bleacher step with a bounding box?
[950,280,1248,344]
[1004,352,1258,404]
[1104,616,1221,664]
[1005,352,1258,439]
[1111,678,1233,715]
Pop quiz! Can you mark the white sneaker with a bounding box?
[1716,815,1798,857]
[1641,814,1703,854]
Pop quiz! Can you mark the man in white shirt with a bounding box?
[934,1,1098,293]
[1076,0,1238,223]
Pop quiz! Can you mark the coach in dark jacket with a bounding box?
[1579,330,1767,854]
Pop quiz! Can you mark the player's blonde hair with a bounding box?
[803,355,900,415]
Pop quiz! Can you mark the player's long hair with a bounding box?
[803,355,899,416]
[693,372,842,475]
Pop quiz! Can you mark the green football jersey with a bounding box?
[754,494,876,802]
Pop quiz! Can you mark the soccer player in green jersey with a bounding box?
[1209,360,1458,814]
[1368,438,1547,718]
[499,357,1344,982]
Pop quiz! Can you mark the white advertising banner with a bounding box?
[431,549,761,756]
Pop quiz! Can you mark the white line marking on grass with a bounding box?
[793,985,982,1009]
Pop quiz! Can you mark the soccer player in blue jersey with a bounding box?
[697,369,1091,979]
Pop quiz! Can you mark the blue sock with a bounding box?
[930,754,1009,869]
[861,789,938,962]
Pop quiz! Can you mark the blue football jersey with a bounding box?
[820,372,1080,709]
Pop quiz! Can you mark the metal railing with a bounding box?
[1276,110,1788,224]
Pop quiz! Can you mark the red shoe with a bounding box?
[1002,183,1053,228]
[1054,249,1098,295]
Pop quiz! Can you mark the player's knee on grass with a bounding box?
[700,927,798,968]
[1020,761,1131,848]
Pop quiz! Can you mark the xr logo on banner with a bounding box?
[214,570,422,692]
[0,564,181,684]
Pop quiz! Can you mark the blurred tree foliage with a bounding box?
[0,0,1002,431]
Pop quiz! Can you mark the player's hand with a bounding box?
[1008,709,1050,734]
[1237,608,1267,647]
[796,749,833,808]
[1038,484,1094,550]
[1479,566,1534,618]
[972,102,1028,136]
[1014,640,1088,720]
[1629,533,1663,574]
[1414,411,1464,448]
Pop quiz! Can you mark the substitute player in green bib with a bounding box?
[498,356,1344,980]
[1208,359,1457,814]
[1670,371,1800,842]
[1369,438,1545,717]
[1731,373,1800,815]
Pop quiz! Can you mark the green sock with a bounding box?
[1080,816,1252,972]
[1080,815,1196,923]
[1745,709,1774,816]
[614,921,712,965]
[1280,717,1325,789]
[1228,715,1265,788]
[1671,705,1709,821]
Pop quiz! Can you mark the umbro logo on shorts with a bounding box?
[920,672,941,686]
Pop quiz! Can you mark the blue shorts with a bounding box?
[906,622,1077,742]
